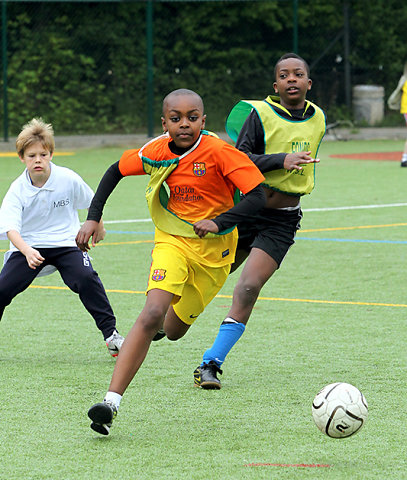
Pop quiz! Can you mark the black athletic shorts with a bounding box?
[236,206,302,267]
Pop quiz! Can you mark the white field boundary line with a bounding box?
[104,218,152,224]
[102,203,407,224]
[303,202,407,212]
[2,203,405,253]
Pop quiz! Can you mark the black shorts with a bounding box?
[236,207,302,267]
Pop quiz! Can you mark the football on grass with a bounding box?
[311,382,368,438]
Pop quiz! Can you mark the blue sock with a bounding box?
[202,318,246,368]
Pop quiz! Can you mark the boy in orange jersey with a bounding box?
[76,89,266,435]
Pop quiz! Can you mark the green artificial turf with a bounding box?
[0,140,406,479]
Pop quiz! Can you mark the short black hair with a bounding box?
[162,89,204,115]
[274,53,310,79]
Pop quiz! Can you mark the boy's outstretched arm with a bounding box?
[94,219,107,243]
[283,151,320,171]
[236,110,319,173]
[193,184,266,238]
[193,219,219,238]
[76,214,107,252]
[76,220,101,251]
[76,161,123,251]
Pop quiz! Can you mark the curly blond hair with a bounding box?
[16,118,55,157]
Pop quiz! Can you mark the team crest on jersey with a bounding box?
[193,162,206,176]
[152,269,166,281]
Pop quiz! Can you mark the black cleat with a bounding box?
[88,401,117,436]
[193,361,222,389]
[152,328,166,341]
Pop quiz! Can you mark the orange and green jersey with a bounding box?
[118,131,264,266]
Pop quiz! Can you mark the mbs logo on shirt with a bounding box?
[53,198,70,208]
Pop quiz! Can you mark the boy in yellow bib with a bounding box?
[193,53,326,389]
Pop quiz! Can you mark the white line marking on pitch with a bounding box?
[303,203,407,212]
[104,219,152,224]
[102,203,407,224]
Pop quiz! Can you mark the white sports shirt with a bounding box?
[0,162,94,251]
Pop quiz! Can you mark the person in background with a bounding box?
[193,53,326,389]
[387,62,407,167]
[0,118,124,357]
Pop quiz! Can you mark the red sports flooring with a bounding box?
[330,152,402,161]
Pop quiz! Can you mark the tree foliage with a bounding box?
[1,0,406,134]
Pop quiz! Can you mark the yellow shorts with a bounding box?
[147,243,230,325]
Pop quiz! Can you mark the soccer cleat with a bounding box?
[88,401,118,436]
[152,328,166,341]
[193,361,222,389]
[106,331,125,357]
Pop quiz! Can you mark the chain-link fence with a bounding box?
[1,0,406,139]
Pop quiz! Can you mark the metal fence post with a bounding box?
[292,0,298,53]
[343,0,351,110]
[2,0,8,142]
[147,0,154,137]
